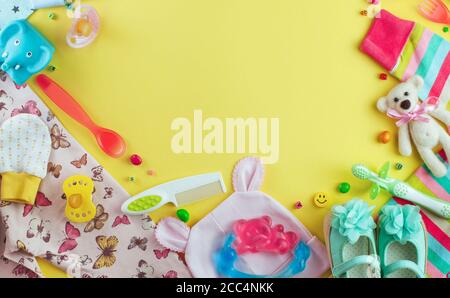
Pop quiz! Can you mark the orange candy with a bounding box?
[378,131,391,144]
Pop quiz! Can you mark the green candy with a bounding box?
[176,209,190,223]
[395,163,404,170]
[338,182,351,194]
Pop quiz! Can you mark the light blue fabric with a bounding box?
[0,0,34,31]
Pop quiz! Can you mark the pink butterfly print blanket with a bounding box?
[0,74,191,278]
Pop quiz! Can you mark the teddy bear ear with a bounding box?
[377,97,388,113]
[408,75,424,90]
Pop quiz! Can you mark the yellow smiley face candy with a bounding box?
[64,175,96,223]
[313,192,332,208]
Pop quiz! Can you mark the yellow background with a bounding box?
[26,0,448,277]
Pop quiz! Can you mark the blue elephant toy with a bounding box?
[0,20,54,86]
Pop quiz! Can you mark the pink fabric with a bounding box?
[156,157,329,278]
[0,73,191,278]
[360,9,415,71]
[232,157,264,192]
[156,217,190,253]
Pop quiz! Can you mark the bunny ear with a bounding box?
[232,157,264,192]
[155,217,191,253]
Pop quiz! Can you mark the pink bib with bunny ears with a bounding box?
[156,157,330,278]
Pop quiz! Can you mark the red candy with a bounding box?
[294,201,303,209]
[129,154,143,166]
[379,73,388,80]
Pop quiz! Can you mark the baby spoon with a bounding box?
[36,74,127,158]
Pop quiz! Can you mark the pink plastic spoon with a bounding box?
[36,74,127,158]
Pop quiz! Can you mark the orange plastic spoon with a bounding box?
[36,74,127,158]
[418,0,450,24]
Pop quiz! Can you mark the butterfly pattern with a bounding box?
[84,204,109,233]
[93,236,118,270]
[1,215,9,231]
[16,240,33,256]
[12,264,38,278]
[162,270,178,278]
[44,251,69,265]
[23,192,52,217]
[58,222,80,254]
[11,100,41,117]
[128,237,148,251]
[0,76,190,279]
[26,219,51,243]
[103,187,113,200]
[47,162,62,178]
[71,153,87,168]
[50,124,71,150]
[112,215,130,228]
[141,216,156,230]
[46,110,55,122]
[91,165,104,182]
[78,255,93,266]
[0,200,11,208]
[154,248,170,260]
[133,260,155,278]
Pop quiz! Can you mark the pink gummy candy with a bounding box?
[233,216,299,255]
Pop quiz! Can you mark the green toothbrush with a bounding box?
[352,162,450,219]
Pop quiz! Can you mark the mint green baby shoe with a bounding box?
[324,199,380,278]
[378,204,427,278]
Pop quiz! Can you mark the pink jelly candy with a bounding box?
[233,216,299,255]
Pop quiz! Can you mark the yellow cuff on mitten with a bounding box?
[1,172,42,205]
[0,114,51,205]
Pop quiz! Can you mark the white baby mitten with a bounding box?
[0,114,51,204]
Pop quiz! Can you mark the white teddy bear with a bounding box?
[377,75,450,178]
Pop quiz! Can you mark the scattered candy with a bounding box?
[338,182,351,194]
[378,131,391,144]
[313,192,331,208]
[360,10,368,16]
[176,209,190,222]
[379,73,388,80]
[48,13,57,20]
[395,163,404,170]
[47,65,56,72]
[128,176,136,182]
[444,27,449,33]
[294,201,303,209]
[129,154,143,166]
[147,169,156,176]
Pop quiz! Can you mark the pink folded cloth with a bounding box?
[361,10,450,101]
[0,72,191,278]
